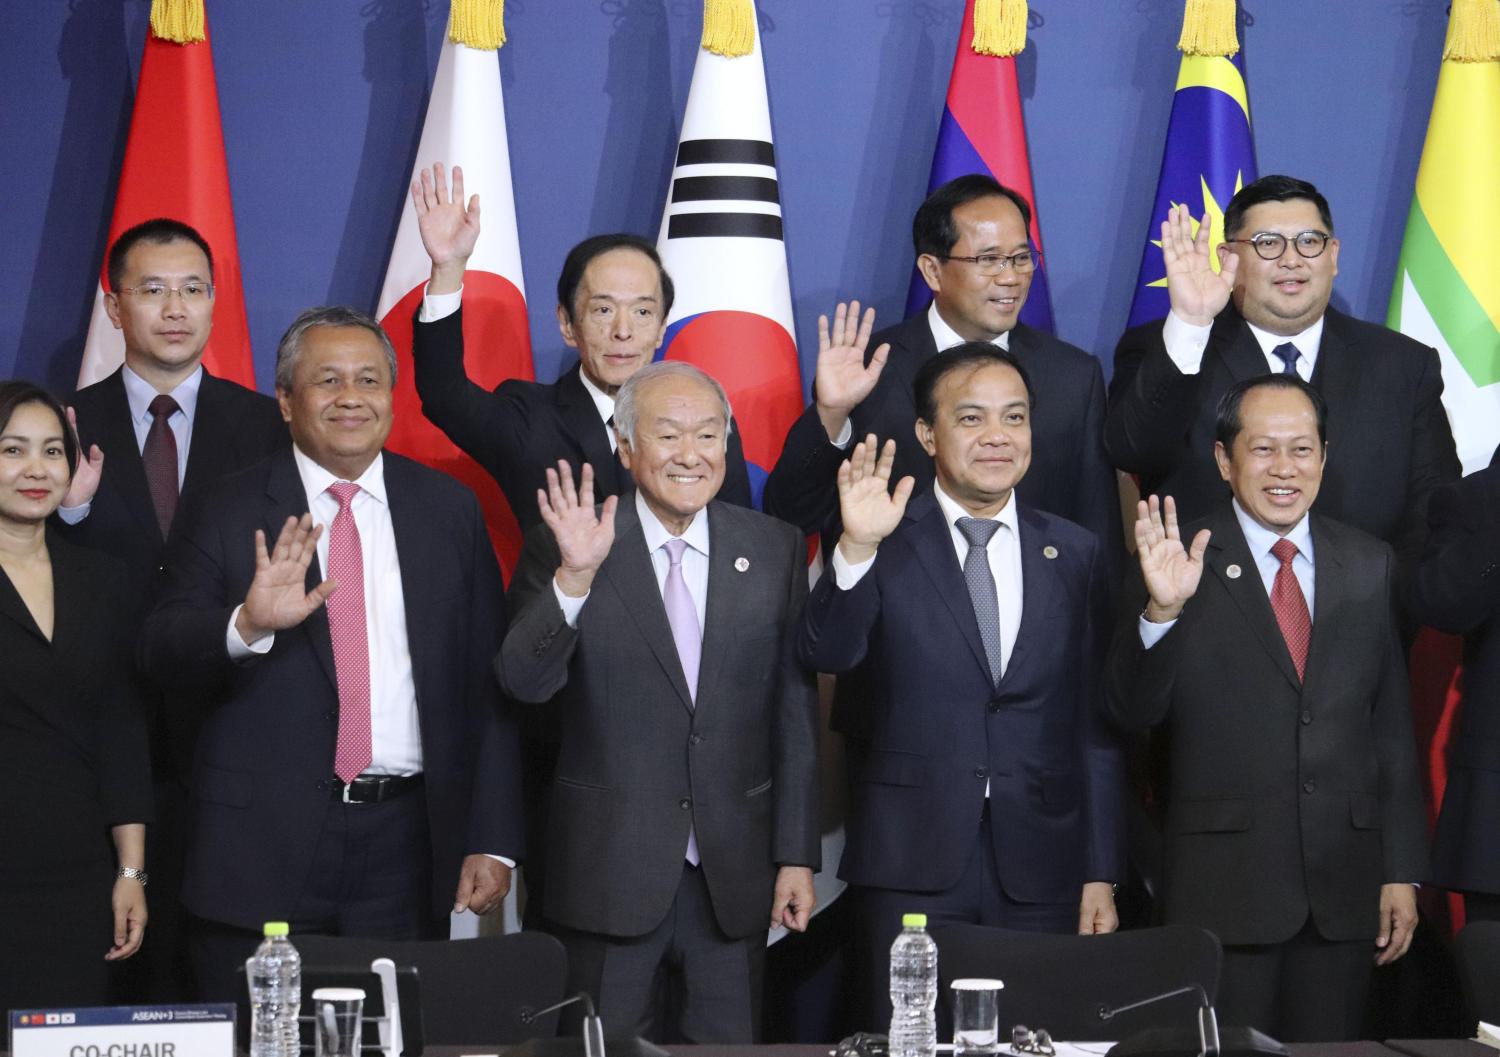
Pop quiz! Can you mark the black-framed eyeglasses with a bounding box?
[1222,231,1332,261]
[939,250,1041,276]
[115,281,215,303]
[1011,1026,1054,1056]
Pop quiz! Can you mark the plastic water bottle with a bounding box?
[249,921,301,1057]
[889,912,938,1057]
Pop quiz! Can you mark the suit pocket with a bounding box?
[1172,796,1252,834]
[555,775,611,793]
[745,778,773,797]
[195,763,252,809]
[864,749,925,788]
[1350,792,1380,830]
[1034,772,1081,812]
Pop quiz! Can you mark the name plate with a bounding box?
[8,1004,235,1057]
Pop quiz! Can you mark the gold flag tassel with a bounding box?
[972,0,1029,59]
[702,0,755,58]
[149,0,206,44]
[450,0,507,50]
[1177,0,1239,58]
[1444,0,1500,62]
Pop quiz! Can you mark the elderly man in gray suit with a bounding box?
[497,361,820,1042]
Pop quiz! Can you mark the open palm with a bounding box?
[1161,202,1238,325]
[1134,495,1211,620]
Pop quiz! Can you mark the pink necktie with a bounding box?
[1270,538,1312,682]
[662,538,701,865]
[327,483,372,783]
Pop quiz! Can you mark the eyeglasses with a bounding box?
[1222,231,1332,261]
[115,281,215,303]
[1011,1026,1054,1056]
[939,250,1041,276]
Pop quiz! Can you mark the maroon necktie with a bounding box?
[326,483,372,783]
[1270,538,1312,682]
[142,394,180,539]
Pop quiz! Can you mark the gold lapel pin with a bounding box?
[1042,545,1058,559]
[734,557,750,572]
[1226,564,1242,579]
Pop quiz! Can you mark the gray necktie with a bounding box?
[957,517,1003,684]
[1271,342,1300,375]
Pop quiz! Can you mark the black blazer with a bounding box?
[1411,443,1500,895]
[762,313,1123,565]
[1105,305,1460,574]
[61,366,287,779]
[411,306,753,534]
[797,490,1126,903]
[139,448,522,929]
[1105,505,1429,945]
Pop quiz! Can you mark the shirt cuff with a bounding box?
[552,579,589,627]
[226,604,275,659]
[419,285,463,323]
[1162,310,1212,375]
[1138,614,1177,649]
[57,501,90,525]
[483,854,518,869]
[831,418,853,450]
[831,545,876,590]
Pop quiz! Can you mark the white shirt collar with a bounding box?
[122,362,203,426]
[291,444,389,508]
[1231,497,1313,565]
[635,490,710,557]
[1245,315,1324,367]
[933,481,1019,537]
[927,301,1011,353]
[577,367,616,427]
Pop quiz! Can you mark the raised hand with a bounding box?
[60,406,103,510]
[814,301,890,442]
[1160,202,1238,326]
[236,514,336,644]
[412,161,481,294]
[538,461,618,598]
[1134,495,1211,623]
[836,436,915,564]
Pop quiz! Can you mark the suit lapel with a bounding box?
[1000,505,1057,685]
[385,455,437,714]
[0,561,44,642]
[695,503,738,710]
[556,367,620,494]
[906,492,993,683]
[94,369,163,541]
[1211,308,1274,383]
[264,451,336,689]
[600,500,696,712]
[1302,514,1347,692]
[1204,506,1301,690]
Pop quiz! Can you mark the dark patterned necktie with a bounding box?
[142,394,180,539]
[957,517,1003,684]
[1271,342,1300,376]
[1270,538,1312,681]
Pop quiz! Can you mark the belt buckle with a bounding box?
[342,780,355,804]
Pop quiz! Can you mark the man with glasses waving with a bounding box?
[1106,174,1459,581]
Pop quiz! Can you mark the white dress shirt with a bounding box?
[58,363,203,523]
[1161,310,1324,380]
[1139,499,1315,648]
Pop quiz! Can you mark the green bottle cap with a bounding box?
[902,913,928,928]
[263,921,290,937]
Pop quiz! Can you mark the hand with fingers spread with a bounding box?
[1161,202,1238,327]
[1134,494,1212,623]
[836,436,915,565]
[814,301,891,442]
[412,161,481,295]
[235,514,336,644]
[538,460,618,598]
[60,405,104,510]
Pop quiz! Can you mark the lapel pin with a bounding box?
[1042,545,1058,560]
[734,557,750,572]
[1226,564,1242,579]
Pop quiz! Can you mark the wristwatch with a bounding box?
[117,867,149,887]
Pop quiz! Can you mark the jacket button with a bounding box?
[1303,780,1316,794]
[315,779,329,791]
[679,798,692,810]
[1300,710,1312,725]
[987,701,1002,714]
[974,767,988,780]
[689,733,703,745]
[324,709,336,721]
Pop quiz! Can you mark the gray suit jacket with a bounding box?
[497,496,820,940]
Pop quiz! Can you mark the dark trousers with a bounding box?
[1218,915,1373,1042]
[547,862,766,1043]
[859,809,1078,1034]
[189,782,441,1003]
[112,776,194,1003]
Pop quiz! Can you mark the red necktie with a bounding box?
[142,394,180,539]
[326,483,372,783]
[1270,538,1311,682]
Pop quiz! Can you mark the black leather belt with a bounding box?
[331,773,423,804]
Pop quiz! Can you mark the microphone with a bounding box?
[520,992,606,1057]
[1098,985,1219,1057]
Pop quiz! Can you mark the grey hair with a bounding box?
[274,306,398,390]
[613,360,734,447]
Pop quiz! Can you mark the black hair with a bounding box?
[913,342,1035,424]
[1222,175,1334,241]
[0,381,78,481]
[106,218,215,293]
[555,234,674,322]
[912,174,1034,259]
[1214,374,1328,450]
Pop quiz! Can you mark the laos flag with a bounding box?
[905,0,1055,333]
[655,1,801,510]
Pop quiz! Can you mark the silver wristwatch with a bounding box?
[117,867,149,887]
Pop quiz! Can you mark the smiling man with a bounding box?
[797,344,1125,1030]
[140,306,521,1002]
[1107,375,1428,1041]
[1106,175,1459,581]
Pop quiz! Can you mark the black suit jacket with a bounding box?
[412,307,753,534]
[1105,305,1460,573]
[1105,505,1428,945]
[797,490,1126,902]
[60,366,287,779]
[763,313,1123,560]
[497,497,819,940]
[1411,443,1500,895]
[139,449,522,929]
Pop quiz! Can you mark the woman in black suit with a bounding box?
[0,381,151,1014]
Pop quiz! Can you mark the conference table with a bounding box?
[408,1042,1485,1057]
